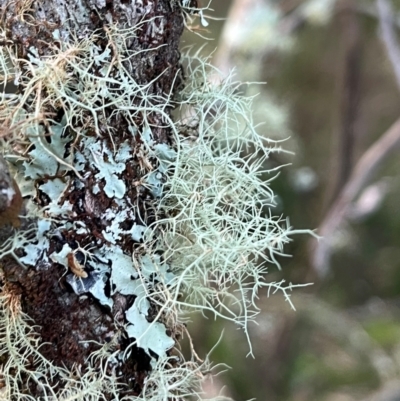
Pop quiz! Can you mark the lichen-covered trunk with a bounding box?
[0,0,186,398]
[0,0,302,399]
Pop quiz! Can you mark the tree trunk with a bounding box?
[0,0,188,398]
[0,1,302,399]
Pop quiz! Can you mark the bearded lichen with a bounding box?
[0,1,311,400]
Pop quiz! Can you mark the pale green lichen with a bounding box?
[144,55,312,354]
[22,120,72,180]
[19,220,51,266]
[126,304,175,358]
[0,3,312,399]
[76,138,130,199]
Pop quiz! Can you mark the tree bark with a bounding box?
[0,0,187,398]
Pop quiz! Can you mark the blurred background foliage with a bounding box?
[181,1,400,400]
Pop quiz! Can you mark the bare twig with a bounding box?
[311,117,400,277]
[377,0,400,90]
[310,0,400,277]
[333,3,362,200]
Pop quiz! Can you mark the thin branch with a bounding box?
[333,3,362,200]
[377,0,400,90]
[310,0,400,277]
[311,116,400,277]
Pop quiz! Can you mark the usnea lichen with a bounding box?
[0,1,310,400]
[151,54,311,352]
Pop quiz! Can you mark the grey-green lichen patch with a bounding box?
[40,178,66,200]
[40,179,74,217]
[76,138,129,199]
[101,205,147,243]
[92,183,100,194]
[109,247,139,294]
[23,119,72,179]
[93,246,156,313]
[50,243,73,268]
[140,125,153,145]
[139,254,175,285]
[110,263,138,296]
[67,271,113,309]
[153,143,177,173]
[139,127,177,197]
[126,303,174,358]
[22,128,60,179]
[89,273,113,308]
[128,223,148,241]
[102,209,131,244]
[19,220,51,266]
[12,169,36,198]
[126,279,150,315]
[145,171,164,198]
[108,248,177,355]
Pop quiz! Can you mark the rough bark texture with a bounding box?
[0,0,185,397]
